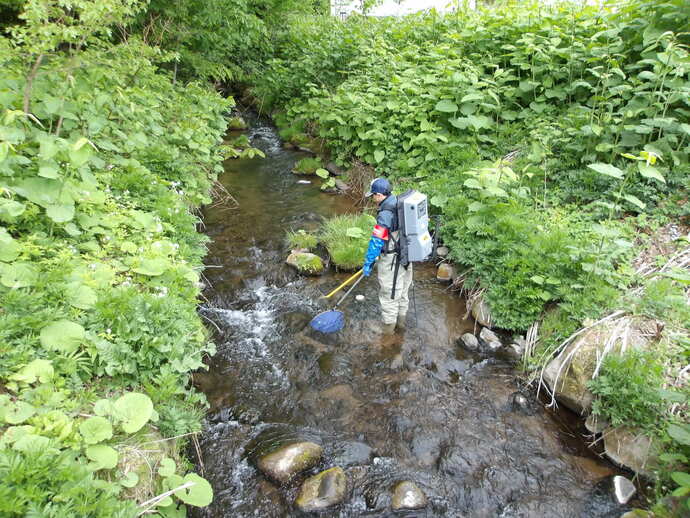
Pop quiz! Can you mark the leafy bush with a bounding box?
[319,213,375,270]
[292,156,322,174]
[589,349,666,431]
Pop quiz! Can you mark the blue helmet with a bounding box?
[365,177,391,197]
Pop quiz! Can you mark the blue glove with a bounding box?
[362,236,385,276]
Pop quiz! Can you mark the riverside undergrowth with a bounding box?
[0,1,238,515]
[252,0,689,510]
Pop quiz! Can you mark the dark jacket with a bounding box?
[376,194,398,232]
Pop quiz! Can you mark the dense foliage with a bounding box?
[0,0,236,514]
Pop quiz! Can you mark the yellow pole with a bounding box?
[323,269,363,299]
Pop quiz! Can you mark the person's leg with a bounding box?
[396,263,413,328]
[377,254,398,327]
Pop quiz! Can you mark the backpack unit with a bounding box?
[394,189,433,267]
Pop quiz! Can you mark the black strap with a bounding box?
[390,254,400,299]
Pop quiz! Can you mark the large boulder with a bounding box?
[286,252,324,275]
[603,426,658,477]
[391,480,427,510]
[256,442,323,484]
[295,467,347,512]
[543,317,654,415]
[471,297,493,328]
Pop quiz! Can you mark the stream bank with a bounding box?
[191,114,635,517]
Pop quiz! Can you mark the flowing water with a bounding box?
[192,115,628,517]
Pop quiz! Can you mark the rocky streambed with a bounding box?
[191,113,640,517]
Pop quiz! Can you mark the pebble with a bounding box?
[459,333,479,350]
[355,294,365,302]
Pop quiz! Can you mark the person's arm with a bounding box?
[362,224,389,276]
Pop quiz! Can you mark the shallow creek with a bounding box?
[191,116,626,517]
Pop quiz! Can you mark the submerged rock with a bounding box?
[391,480,427,510]
[286,252,324,275]
[331,441,373,467]
[471,296,493,327]
[459,333,479,351]
[511,392,529,412]
[256,441,323,484]
[295,467,347,512]
[603,426,658,477]
[612,475,636,505]
[436,263,455,282]
[335,179,350,192]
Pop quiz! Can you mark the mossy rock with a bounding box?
[227,116,247,130]
[286,252,324,275]
[295,467,347,512]
[319,213,375,270]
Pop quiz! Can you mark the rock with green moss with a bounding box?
[256,442,323,484]
[286,252,324,275]
[295,467,347,512]
[227,116,247,130]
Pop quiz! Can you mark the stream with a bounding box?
[191,115,627,517]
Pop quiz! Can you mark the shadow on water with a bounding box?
[191,114,630,517]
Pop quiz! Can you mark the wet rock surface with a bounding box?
[436,263,455,282]
[612,475,636,505]
[459,332,479,350]
[192,115,627,518]
[391,481,427,510]
[256,442,323,484]
[296,467,347,512]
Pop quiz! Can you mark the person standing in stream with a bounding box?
[362,178,413,334]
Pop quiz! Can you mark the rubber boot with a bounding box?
[381,322,396,335]
[396,313,407,330]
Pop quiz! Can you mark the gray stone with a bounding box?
[335,179,350,192]
[436,263,455,282]
[471,297,493,327]
[256,441,323,484]
[603,426,658,477]
[503,343,524,362]
[436,246,449,258]
[585,414,609,435]
[325,162,344,176]
[286,252,324,275]
[460,333,479,350]
[612,475,636,505]
[511,392,529,412]
[479,327,501,348]
[295,467,347,512]
[391,481,427,510]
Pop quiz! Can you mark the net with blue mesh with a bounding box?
[309,310,344,333]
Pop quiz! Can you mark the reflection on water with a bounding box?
[192,115,626,518]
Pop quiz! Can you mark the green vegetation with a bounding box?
[287,229,318,250]
[0,0,247,514]
[293,253,324,274]
[319,214,376,270]
[292,156,323,174]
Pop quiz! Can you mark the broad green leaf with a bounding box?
[114,392,153,434]
[159,457,176,477]
[435,100,458,113]
[463,178,482,189]
[0,229,19,262]
[94,398,116,417]
[46,203,75,223]
[467,201,484,212]
[449,117,469,129]
[40,320,85,353]
[1,262,38,288]
[485,185,507,197]
[461,93,483,103]
[587,163,624,179]
[637,162,665,183]
[374,150,385,163]
[79,416,113,444]
[668,424,690,446]
[13,434,50,453]
[38,162,60,179]
[623,194,646,210]
[65,282,97,309]
[10,178,64,207]
[314,168,329,179]
[121,472,140,488]
[430,194,448,208]
[133,258,168,276]
[4,401,36,424]
[69,139,93,168]
[177,473,213,507]
[9,359,54,384]
[0,199,25,221]
[531,275,544,285]
[86,444,119,470]
[671,472,690,487]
